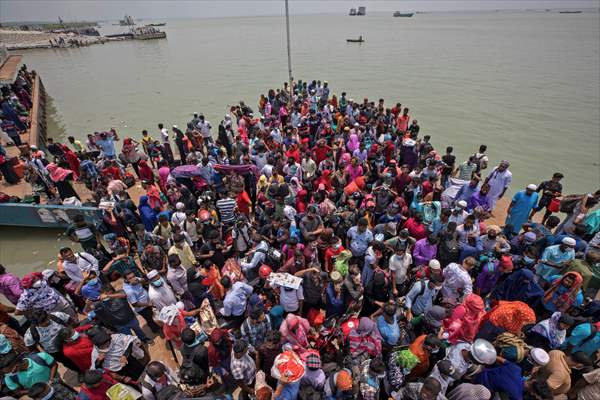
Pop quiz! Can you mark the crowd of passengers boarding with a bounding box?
[0,78,599,400]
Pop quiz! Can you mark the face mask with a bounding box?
[401,368,411,375]
[71,332,80,341]
[32,280,43,289]
[152,278,164,287]
[376,373,386,379]
[430,347,440,354]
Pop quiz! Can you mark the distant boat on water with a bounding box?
[393,12,414,17]
[347,35,364,43]
[559,10,582,13]
[349,8,357,16]
[119,15,135,26]
[357,7,366,16]
[132,26,166,40]
[145,23,166,27]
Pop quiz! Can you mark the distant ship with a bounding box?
[559,10,582,13]
[357,6,366,16]
[145,23,166,27]
[349,8,357,16]
[119,15,135,26]
[131,26,166,40]
[393,12,414,17]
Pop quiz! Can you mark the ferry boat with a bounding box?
[349,8,357,16]
[132,26,166,40]
[393,12,414,17]
[357,6,366,15]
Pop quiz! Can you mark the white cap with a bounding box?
[176,202,185,210]
[172,125,178,129]
[147,270,159,279]
[562,237,576,247]
[526,184,537,191]
[530,348,549,366]
[457,200,468,209]
[429,259,441,270]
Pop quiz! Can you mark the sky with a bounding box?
[1,0,599,23]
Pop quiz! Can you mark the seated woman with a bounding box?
[540,271,584,315]
[526,312,573,351]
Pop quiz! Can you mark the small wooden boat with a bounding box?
[393,12,414,17]
[347,36,364,43]
[559,10,582,13]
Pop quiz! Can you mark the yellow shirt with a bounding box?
[168,243,197,269]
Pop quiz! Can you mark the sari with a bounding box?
[444,293,485,344]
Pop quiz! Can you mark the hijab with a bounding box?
[543,271,583,312]
[491,268,544,303]
[279,314,310,351]
[482,300,536,335]
[445,293,485,344]
[46,163,73,182]
[531,312,567,349]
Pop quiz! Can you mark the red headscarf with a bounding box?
[138,160,154,182]
[46,163,74,183]
[444,293,486,344]
[543,272,584,313]
[482,300,536,334]
[207,328,232,368]
[21,271,43,289]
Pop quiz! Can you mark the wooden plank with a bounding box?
[0,54,22,83]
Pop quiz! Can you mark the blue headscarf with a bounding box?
[491,268,544,303]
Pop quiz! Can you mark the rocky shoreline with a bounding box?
[0,29,125,50]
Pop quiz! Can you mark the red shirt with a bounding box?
[404,218,427,240]
[63,334,94,371]
[77,371,117,400]
[312,145,332,165]
[236,191,251,216]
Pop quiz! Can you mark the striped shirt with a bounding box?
[216,198,236,224]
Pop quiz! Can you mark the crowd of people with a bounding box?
[0,78,599,400]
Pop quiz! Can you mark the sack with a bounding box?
[124,173,136,188]
[198,298,218,335]
[548,197,560,213]
[560,195,582,214]
[106,383,142,400]
[221,258,244,284]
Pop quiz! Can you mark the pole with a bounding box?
[284,0,293,101]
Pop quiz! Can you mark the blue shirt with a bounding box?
[377,315,400,346]
[275,381,300,400]
[95,137,116,157]
[81,281,102,301]
[325,282,345,318]
[123,282,150,312]
[565,323,600,356]
[537,245,575,282]
[404,280,440,316]
[347,226,373,256]
[222,282,253,317]
[543,274,583,312]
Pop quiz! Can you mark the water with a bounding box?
[1,11,599,274]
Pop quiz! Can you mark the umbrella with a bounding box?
[271,350,305,383]
[171,164,203,178]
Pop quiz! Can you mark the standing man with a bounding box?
[530,172,564,224]
[505,184,539,234]
[484,160,512,211]
[158,123,174,163]
[196,114,212,149]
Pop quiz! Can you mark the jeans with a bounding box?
[116,318,149,341]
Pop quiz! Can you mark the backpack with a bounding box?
[29,314,68,345]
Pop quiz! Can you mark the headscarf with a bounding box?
[207,328,232,368]
[257,175,269,192]
[138,160,154,182]
[279,314,310,351]
[530,312,567,349]
[46,163,73,182]
[491,268,544,303]
[393,349,420,370]
[543,271,583,312]
[348,317,382,359]
[20,271,43,289]
[444,293,485,344]
[334,250,352,276]
[482,301,536,335]
[423,305,447,329]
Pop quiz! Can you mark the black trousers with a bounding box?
[137,306,161,334]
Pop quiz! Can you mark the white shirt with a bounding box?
[148,282,178,311]
[441,262,473,302]
[389,253,412,284]
[197,120,212,138]
[62,252,99,283]
[160,128,169,143]
[446,343,472,379]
